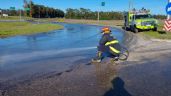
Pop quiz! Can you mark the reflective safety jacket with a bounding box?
[99,33,121,55]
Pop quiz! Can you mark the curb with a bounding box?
[151,39,171,42]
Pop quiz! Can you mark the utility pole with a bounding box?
[46,8,48,18]
[38,6,40,24]
[129,0,133,11]
[97,11,100,21]
[0,9,2,18]
[132,0,133,10]
[30,0,32,17]
[129,0,131,11]
[20,9,22,21]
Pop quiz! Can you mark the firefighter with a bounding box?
[92,27,121,63]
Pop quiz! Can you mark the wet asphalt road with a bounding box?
[119,55,171,96]
[1,23,171,96]
[0,23,124,92]
[117,41,171,96]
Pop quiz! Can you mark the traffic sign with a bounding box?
[10,7,15,10]
[163,19,171,31]
[166,3,171,15]
[25,8,30,11]
[101,2,105,6]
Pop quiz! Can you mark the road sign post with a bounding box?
[98,2,105,21]
[164,0,171,31]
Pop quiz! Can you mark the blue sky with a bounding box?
[0,0,168,15]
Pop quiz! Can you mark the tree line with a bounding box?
[65,8,123,20]
[65,8,167,20]
[0,1,64,18]
[24,0,64,18]
[0,9,24,16]
[153,15,167,20]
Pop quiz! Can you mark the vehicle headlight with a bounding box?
[136,22,141,25]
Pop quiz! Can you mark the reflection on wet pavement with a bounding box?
[0,23,123,79]
[1,23,171,96]
[0,23,124,95]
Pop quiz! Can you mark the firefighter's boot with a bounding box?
[91,51,102,63]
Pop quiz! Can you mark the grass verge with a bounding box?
[0,22,63,37]
[142,31,171,39]
[3,17,169,40]
[142,20,171,40]
[0,16,32,20]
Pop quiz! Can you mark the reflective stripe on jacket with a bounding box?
[105,40,119,46]
[105,40,120,54]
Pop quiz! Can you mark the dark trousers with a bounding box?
[97,45,119,58]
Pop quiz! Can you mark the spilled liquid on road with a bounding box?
[0,23,124,82]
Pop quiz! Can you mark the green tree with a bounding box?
[23,1,64,18]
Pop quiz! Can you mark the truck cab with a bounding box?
[124,9,158,33]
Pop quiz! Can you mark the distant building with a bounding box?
[0,10,2,17]
[2,14,8,18]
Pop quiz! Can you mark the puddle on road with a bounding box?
[0,23,125,91]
